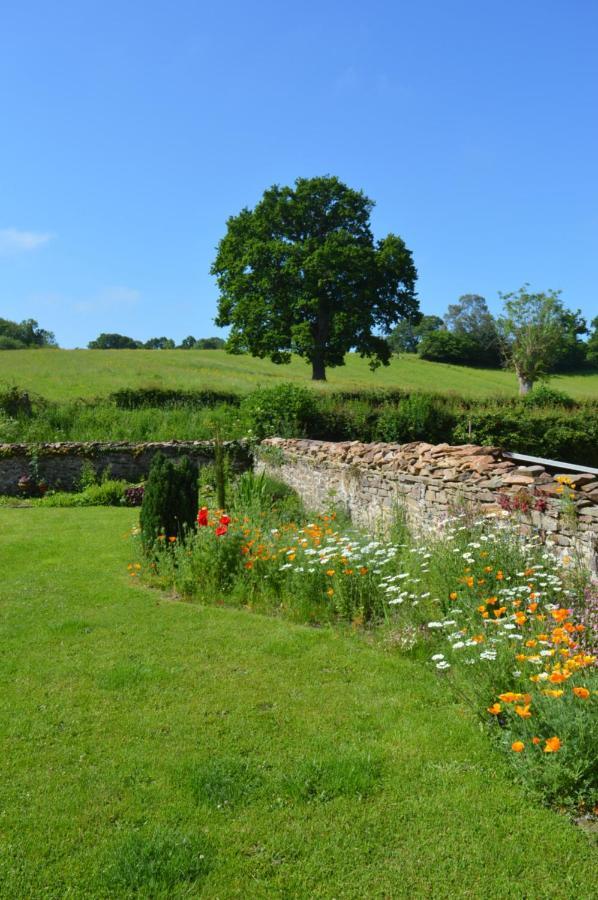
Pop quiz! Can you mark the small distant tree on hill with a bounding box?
[144,337,175,349]
[387,314,444,354]
[194,337,226,349]
[211,175,419,380]
[88,333,140,349]
[497,286,565,394]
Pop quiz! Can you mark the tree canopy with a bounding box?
[497,286,566,394]
[211,175,419,380]
[0,318,56,350]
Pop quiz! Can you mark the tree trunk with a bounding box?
[517,373,533,395]
[311,355,326,381]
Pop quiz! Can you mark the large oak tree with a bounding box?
[211,176,418,380]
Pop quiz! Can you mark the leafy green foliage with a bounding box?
[497,286,570,394]
[139,453,198,547]
[240,383,319,438]
[0,317,56,349]
[387,314,444,353]
[375,395,456,443]
[212,175,418,380]
[88,332,141,349]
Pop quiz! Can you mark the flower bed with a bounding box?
[136,476,597,814]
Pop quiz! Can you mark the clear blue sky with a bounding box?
[1,0,597,347]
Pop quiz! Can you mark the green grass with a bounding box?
[2,348,597,400]
[0,508,597,898]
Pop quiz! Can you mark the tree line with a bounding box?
[87,334,226,350]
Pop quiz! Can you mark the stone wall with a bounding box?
[0,440,251,494]
[257,438,598,573]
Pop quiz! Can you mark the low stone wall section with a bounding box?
[257,438,598,573]
[0,440,251,493]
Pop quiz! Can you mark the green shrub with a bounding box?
[139,453,198,548]
[37,480,128,507]
[375,394,456,443]
[241,383,319,438]
[522,385,575,409]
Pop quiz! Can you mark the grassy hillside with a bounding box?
[1,348,597,401]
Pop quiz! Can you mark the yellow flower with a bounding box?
[325,569,335,577]
[542,689,564,698]
[515,704,532,719]
[326,588,334,597]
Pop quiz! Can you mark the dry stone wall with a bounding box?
[257,438,598,573]
[0,440,251,494]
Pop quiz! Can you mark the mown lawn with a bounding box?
[0,508,596,898]
[2,348,598,400]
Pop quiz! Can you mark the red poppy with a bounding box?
[215,525,228,537]
[197,507,208,526]
[219,514,231,526]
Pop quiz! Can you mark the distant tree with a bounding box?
[497,286,565,394]
[194,337,226,349]
[552,309,588,371]
[178,335,198,349]
[212,175,418,380]
[418,330,481,365]
[444,294,500,365]
[586,316,598,369]
[144,337,175,349]
[0,317,56,348]
[388,314,444,353]
[88,333,140,349]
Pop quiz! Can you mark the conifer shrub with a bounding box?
[140,453,198,549]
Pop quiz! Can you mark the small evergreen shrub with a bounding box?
[140,453,198,548]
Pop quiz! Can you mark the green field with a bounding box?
[0,507,597,897]
[2,349,597,401]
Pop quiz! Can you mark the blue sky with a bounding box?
[1,0,597,347]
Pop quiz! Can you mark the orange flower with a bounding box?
[573,686,590,700]
[244,561,254,570]
[496,570,504,580]
[528,602,538,613]
[326,588,334,597]
[359,567,368,576]
[478,604,487,613]
[464,576,474,588]
[487,703,502,715]
[514,612,527,626]
[511,741,525,752]
[484,565,493,572]
[498,692,519,703]
[471,634,485,644]
[525,639,537,648]
[515,704,532,719]
[493,607,507,618]
[532,736,541,745]
[449,592,458,601]
[325,569,335,577]
[549,672,567,684]
[551,608,570,623]
[544,736,561,753]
